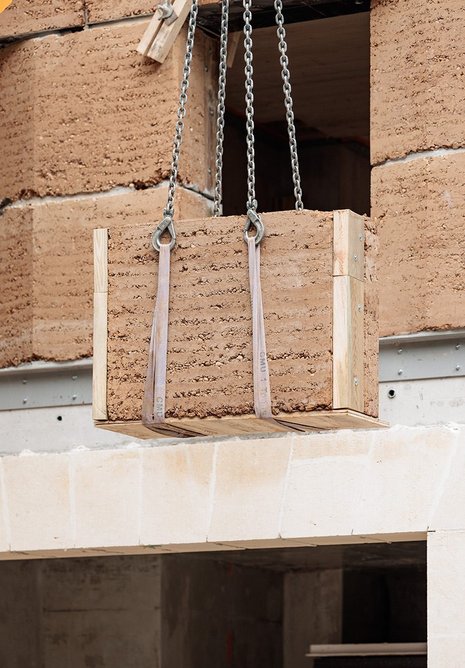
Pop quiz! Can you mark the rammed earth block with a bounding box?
[84,0,154,23]
[371,0,465,164]
[373,153,465,337]
[94,210,380,439]
[0,23,216,201]
[85,0,218,23]
[0,207,33,368]
[0,0,84,40]
[0,187,211,367]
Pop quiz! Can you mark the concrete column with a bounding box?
[428,531,465,667]
[0,556,162,668]
[284,570,343,668]
[0,561,41,668]
[161,555,283,668]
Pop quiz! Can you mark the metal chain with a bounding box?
[274,0,303,210]
[213,0,229,217]
[153,0,199,251]
[164,0,198,218]
[243,0,257,214]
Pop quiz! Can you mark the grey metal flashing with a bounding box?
[379,330,465,383]
[0,359,92,411]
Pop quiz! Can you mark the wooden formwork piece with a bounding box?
[93,209,382,439]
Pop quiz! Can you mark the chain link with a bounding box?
[243,0,258,213]
[213,0,229,217]
[159,0,199,242]
[274,0,303,210]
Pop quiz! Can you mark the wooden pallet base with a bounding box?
[95,409,387,440]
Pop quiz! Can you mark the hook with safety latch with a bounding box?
[152,213,176,252]
[243,208,265,246]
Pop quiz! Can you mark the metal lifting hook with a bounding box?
[243,208,264,245]
[152,214,176,252]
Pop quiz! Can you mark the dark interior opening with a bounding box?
[221,11,370,216]
[163,541,427,667]
[0,541,426,667]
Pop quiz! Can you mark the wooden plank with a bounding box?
[92,229,108,421]
[93,227,108,294]
[137,12,164,58]
[363,221,379,417]
[281,409,387,431]
[147,0,192,64]
[333,209,365,280]
[168,416,292,437]
[96,410,386,440]
[332,275,364,412]
[97,421,169,439]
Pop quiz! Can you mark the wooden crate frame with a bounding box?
[93,210,385,439]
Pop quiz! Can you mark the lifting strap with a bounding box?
[142,0,199,430]
[248,236,272,418]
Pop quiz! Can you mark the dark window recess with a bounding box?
[342,569,427,644]
[221,9,370,216]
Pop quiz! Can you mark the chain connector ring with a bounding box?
[152,215,176,252]
[243,208,264,245]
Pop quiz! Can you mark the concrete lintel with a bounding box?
[0,424,463,559]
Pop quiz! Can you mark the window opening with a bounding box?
[206,7,370,215]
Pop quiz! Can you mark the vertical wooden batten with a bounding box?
[333,209,365,280]
[92,228,109,421]
[332,210,365,412]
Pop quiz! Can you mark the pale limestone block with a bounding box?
[281,430,373,540]
[427,530,465,668]
[282,426,458,541]
[428,429,465,531]
[140,442,215,546]
[428,636,465,668]
[2,453,71,551]
[350,426,459,537]
[208,437,292,542]
[0,460,10,552]
[72,449,141,548]
[1,426,464,559]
